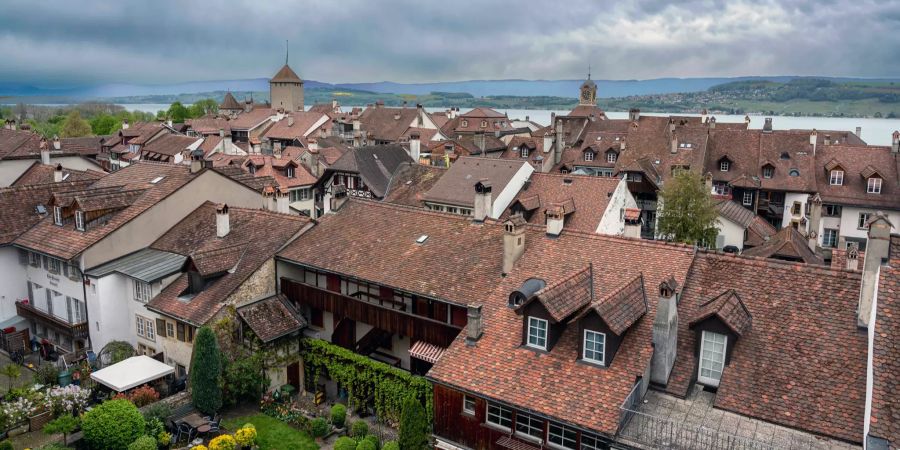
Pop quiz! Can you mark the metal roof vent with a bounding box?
[35,204,47,215]
[508,278,546,308]
[416,235,428,244]
[151,176,165,184]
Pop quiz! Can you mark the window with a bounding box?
[789,169,800,177]
[583,330,606,365]
[526,317,548,350]
[580,431,605,450]
[823,204,841,217]
[166,322,175,338]
[606,151,617,163]
[791,201,802,215]
[133,280,152,303]
[45,289,56,315]
[515,411,544,442]
[67,297,85,323]
[547,421,578,449]
[53,206,63,225]
[867,177,882,194]
[822,228,838,248]
[462,395,476,415]
[75,211,85,231]
[829,170,844,185]
[719,160,730,172]
[47,258,61,275]
[248,165,256,174]
[285,166,295,178]
[290,188,310,202]
[742,192,753,206]
[480,120,487,128]
[136,315,155,341]
[858,212,871,229]
[584,151,594,162]
[136,316,144,336]
[520,147,529,158]
[762,166,774,179]
[461,120,468,128]
[29,252,40,267]
[698,331,727,387]
[486,403,512,430]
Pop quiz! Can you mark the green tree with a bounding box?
[190,326,223,415]
[167,102,190,123]
[126,435,156,450]
[334,437,357,450]
[82,399,145,450]
[656,170,719,246]
[189,99,218,118]
[398,396,429,450]
[43,415,80,445]
[1,364,21,392]
[223,353,267,406]
[60,110,92,137]
[90,114,120,136]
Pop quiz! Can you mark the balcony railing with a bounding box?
[281,278,463,347]
[15,301,89,339]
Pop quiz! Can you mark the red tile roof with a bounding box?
[237,294,306,343]
[814,144,900,210]
[382,163,447,207]
[263,112,327,141]
[688,289,752,336]
[522,265,593,323]
[503,173,619,234]
[870,266,900,446]
[270,64,303,83]
[580,273,647,336]
[741,226,825,265]
[0,179,96,245]
[10,162,104,187]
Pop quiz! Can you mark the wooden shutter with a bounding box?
[156,319,166,338]
[177,322,185,341]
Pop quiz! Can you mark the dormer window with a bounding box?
[606,151,617,163]
[480,120,487,128]
[526,316,548,350]
[719,160,730,172]
[584,151,594,162]
[286,166,295,178]
[53,206,63,226]
[829,169,844,185]
[461,120,468,128]
[762,165,774,179]
[248,165,256,174]
[75,211,85,231]
[698,331,727,387]
[520,147,529,158]
[582,330,606,365]
[867,177,882,194]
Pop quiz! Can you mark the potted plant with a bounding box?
[234,424,257,450]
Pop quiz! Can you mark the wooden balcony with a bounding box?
[15,301,89,339]
[281,278,463,347]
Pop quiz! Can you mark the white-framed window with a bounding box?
[867,177,882,194]
[285,166,295,178]
[480,120,487,128]
[822,228,838,248]
[584,151,594,162]
[698,331,727,387]
[742,192,753,206]
[719,160,730,172]
[136,315,155,341]
[47,258,61,275]
[515,411,544,442]
[290,188,311,202]
[547,421,578,449]
[583,330,606,365]
[66,297,85,324]
[29,252,41,267]
[166,322,175,338]
[606,151,617,163]
[75,211,85,231]
[53,206,63,226]
[133,280,152,303]
[526,317,548,350]
[136,316,145,336]
[485,403,512,431]
[462,395,475,415]
[580,431,605,450]
[829,169,844,185]
[762,166,774,179]
[461,120,468,128]
[858,212,871,229]
[520,147,529,158]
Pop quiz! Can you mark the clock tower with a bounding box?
[579,69,597,106]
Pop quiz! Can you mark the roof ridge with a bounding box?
[521,222,696,252]
[697,250,861,278]
[593,273,644,307]
[536,264,592,298]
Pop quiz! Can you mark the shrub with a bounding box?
[190,326,223,415]
[128,384,160,407]
[43,415,80,444]
[362,435,379,449]
[1,396,37,426]
[208,434,237,450]
[223,354,268,406]
[356,440,376,450]
[157,431,172,447]
[145,417,165,440]
[334,437,357,450]
[350,420,369,438]
[142,402,172,424]
[0,441,13,450]
[82,399,146,450]
[127,436,157,450]
[310,417,329,438]
[382,442,399,450]
[234,425,257,447]
[45,384,91,415]
[191,446,209,450]
[34,363,60,386]
[37,444,72,450]
[331,404,347,428]
[398,396,430,450]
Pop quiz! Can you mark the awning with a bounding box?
[496,436,540,450]
[409,341,446,364]
[90,355,174,392]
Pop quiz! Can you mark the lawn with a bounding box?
[223,414,319,450]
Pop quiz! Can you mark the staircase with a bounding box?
[354,327,393,356]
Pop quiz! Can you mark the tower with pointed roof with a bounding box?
[270,43,304,112]
[579,68,597,106]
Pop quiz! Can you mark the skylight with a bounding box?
[150,176,165,184]
[416,235,429,244]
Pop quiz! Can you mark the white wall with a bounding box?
[0,247,28,323]
[715,217,746,250]
[781,192,810,229]
[492,163,535,219]
[0,156,105,187]
[838,207,900,244]
[597,178,638,235]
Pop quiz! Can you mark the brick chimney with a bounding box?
[858,212,893,328]
[670,132,678,154]
[122,119,130,130]
[628,108,640,122]
[408,133,421,162]
[216,204,230,238]
[807,193,822,252]
[651,277,679,385]
[763,117,773,132]
[546,207,564,237]
[40,138,50,165]
[465,304,483,346]
[52,135,61,150]
[473,179,492,222]
[892,130,899,154]
[502,215,527,275]
[810,129,818,155]
[53,164,63,183]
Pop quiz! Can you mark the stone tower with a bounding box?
[270,49,304,112]
[579,69,597,106]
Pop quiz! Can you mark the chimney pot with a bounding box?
[53,164,63,183]
[763,117,773,132]
[650,277,679,384]
[465,304,484,345]
[216,204,230,238]
[52,135,61,150]
[502,215,526,275]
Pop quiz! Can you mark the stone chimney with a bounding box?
[190,149,204,174]
[408,133,421,162]
[858,212,892,328]
[473,179,492,222]
[810,129,818,155]
[807,193,822,251]
[846,244,860,271]
[704,172,713,192]
[465,304,484,346]
[216,204,230,238]
[475,132,486,153]
[122,119,130,130]
[700,108,708,124]
[744,115,751,126]
[763,117,773,133]
[244,99,252,113]
[623,208,641,238]
[40,138,50,165]
[628,108,640,122]
[670,132,678,154]
[166,119,173,128]
[824,134,832,145]
[546,207,564,237]
[651,277,679,385]
[52,135,61,150]
[668,119,676,133]
[276,187,289,214]
[542,132,553,161]
[855,126,862,138]
[554,118,565,164]
[287,115,294,127]
[393,112,401,120]
[53,164,63,183]
[708,117,716,129]
[891,130,899,154]
[502,215,527,275]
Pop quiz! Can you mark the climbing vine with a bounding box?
[300,339,433,424]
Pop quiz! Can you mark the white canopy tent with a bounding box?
[90,355,175,392]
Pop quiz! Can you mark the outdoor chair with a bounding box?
[176,422,194,444]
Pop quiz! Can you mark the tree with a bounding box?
[398,396,429,450]
[656,170,719,246]
[167,102,190,123]
[82,399,145,449]
[189,99,218,118]
[60,110,92,138]
[127,435,157,450]
[2,364,21,392]
[190,326,223,415]
[44,415,80,445]
[90,114,120,136]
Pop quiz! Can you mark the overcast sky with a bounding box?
[1,0,898,86]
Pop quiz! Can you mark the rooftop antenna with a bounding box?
[285,39,289,65]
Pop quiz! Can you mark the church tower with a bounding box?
[270,44,304,112]
[579,68,597,106]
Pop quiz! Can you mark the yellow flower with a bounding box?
[234,426,258,446]
[209,434,237,450]
[191,446,208,450]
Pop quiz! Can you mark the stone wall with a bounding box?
[227,259,276,308]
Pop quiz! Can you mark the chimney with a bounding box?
[554,118,565,164]
[763,117,773,132]
[122,119,130,130]
[700,108,708,124]
[216,204,230,238]
[53,164,63,183]
[52,135,61,150]
[623,208,641,238]
[287,115,294,127]
[670,132,678,154]
[475,132,486,153]
[332,99,338,110]
[40,140,50,165]
[824,134,832,145]
[542,132,553,160]
[546,207,564,237]
[628,108,640,122]
[810,129,818,155]
[502,215,526,275]
[858,212,892,328]
[473,179,492,222]
[223,132,233,155]
[807,194,822,252]
[650,277,679,385]
[846,244,860,271]
[244,99,252,113]
[855,126,862,138]
[704,172,713,192]
[891,130,899,154]
[744,115,751,126]
[668,119,675,133]
[219,128,225,138]
[393,112,401,120]
[276,187,289,214]
[166,119,173,128]
[352,118,361,131]
[708,117,716,129]
[190,149,204,174]
[465,304,484,346]
[408,133,421,162]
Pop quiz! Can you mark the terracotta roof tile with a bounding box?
[504,173,619,234]
[689,289,752,336]
[523,265,593,323]
[581,274,647,335]
[237,294,306,342]
[870,266,900,445]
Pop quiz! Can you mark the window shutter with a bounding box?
[177,322,185,342]
[18,249,27,265]
[156,319,166,337]
[66,297,73,323]
[42,255,49,269]
[27,282,33,303]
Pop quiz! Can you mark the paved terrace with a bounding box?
[618,387,859,450]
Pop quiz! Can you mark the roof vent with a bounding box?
[150,176,165,184]
[416,235,428,244]
[563,178,573,185]
[35,204,47,215]
[508,278,546,308]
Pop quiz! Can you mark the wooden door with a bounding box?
[287,362,300,389]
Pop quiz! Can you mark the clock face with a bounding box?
[581,87,591,101]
